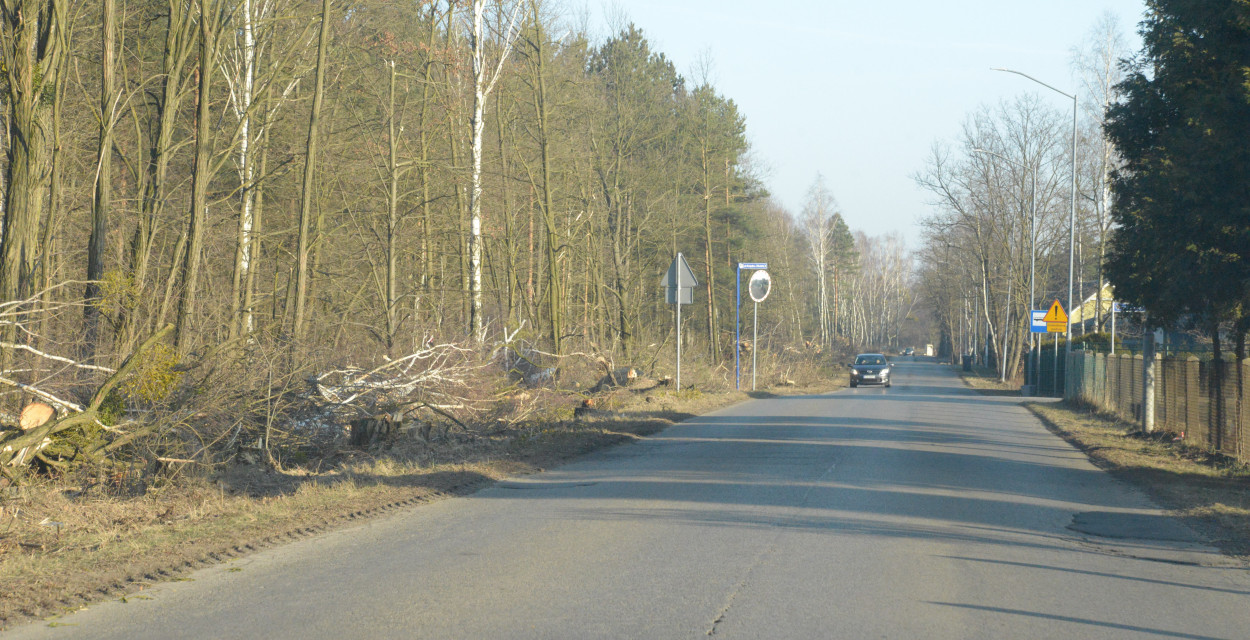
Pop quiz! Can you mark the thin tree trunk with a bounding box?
[229,0,258,340]
[415,4,438,325]
[292,0,331,344]
[85,0,117,356]
[529,3,561,356]
[703,159,717,360]
[385,60,400,357]
[496,85,515,327]
[447,46,469,329]
[174,0,220,353]
[467,0,520,341]
[245,119,268,333]
[467,0,488,341]
[130,0,196,336]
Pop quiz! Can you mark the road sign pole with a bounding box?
[735,265,741,391]
[752,301,759,391]
[676,296,682,391]
[664,253,698,392]
[1053,335,1059,397]
[735,263,771,391]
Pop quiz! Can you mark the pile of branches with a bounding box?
[305,342,482,429]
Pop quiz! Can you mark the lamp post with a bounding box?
[993,67,1078,394]
[972,147,1036,389]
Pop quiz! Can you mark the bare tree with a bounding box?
[467,0,522,341]
[800,176,842,346]
[0,0,69,364]
[126,0,198,346]
[519,0,563,357]
[84,0,118,356]
[221,0,313,340]
[175,0,228,352]
[1072,12,1127,333]
[916,97,1070,377]
[292,0,332,345]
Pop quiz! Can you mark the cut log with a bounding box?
[18,403,54,430]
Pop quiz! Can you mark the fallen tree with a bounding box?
[0,325,174,476]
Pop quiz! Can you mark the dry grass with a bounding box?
[0,378,840,629]
[956,364,1022,395]
[1025,401,1250,559]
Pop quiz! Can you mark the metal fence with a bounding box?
[1027,345,1068,397]
[1065,350,1249,462]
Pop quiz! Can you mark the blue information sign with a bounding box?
[1030,310,1047,333]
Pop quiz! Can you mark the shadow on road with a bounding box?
[472,361,1232,590]
[925,602,1229,640]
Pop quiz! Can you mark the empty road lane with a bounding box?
[9,360,1248,639]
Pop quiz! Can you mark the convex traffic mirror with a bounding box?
[748,270,771,303]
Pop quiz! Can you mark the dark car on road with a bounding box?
[848,353,891,388]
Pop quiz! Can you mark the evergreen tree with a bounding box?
[1105,0,1250,329]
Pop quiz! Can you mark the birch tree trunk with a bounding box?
[228,0,258,339]
[467,1,488,341]
[467,0,520,342]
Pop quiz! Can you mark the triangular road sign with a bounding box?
[1043,299,1068,332]
[1042,299,1067,324]
[662,253,699,290]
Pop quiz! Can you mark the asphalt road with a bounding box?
[9,360,1250,639]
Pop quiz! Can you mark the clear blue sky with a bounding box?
[590,0,1147,242]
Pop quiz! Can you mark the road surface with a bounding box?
[8,360,1249,639]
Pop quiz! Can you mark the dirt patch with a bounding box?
[1025,401,1250,560]
[0,380,838,629]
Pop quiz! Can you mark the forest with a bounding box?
[0,0,918,472]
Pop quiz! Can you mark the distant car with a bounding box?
[903,347,915,356]
[848,353,892,388]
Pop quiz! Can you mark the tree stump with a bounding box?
[349,414,400,447]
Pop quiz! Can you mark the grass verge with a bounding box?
[0,380,839,629]
[1025,401,1250,559]
[955,364,1022,395]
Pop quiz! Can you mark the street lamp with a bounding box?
[993,67,1078,396]
[972,148,1036,389]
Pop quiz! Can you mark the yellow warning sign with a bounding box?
[1042,299,1067,333]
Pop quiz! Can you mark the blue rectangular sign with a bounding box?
[1030,310,1047,333]
[738,262,768,270]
